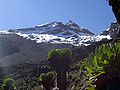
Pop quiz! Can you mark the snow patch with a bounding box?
[37,23,48,27]
[52,22,58,27]
[15,32,111,46]
[0,31,11,34]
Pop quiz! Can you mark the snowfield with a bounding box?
[16,32,111,46]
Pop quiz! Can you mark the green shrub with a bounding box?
[81,43,120,90]
[48,48,72,72]
[39,71,56,90]
[2,77,16,90]
[39,73,47,81]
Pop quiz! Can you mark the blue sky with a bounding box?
[0,0,116,34]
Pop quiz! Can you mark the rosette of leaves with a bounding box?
[48,48,72,72]
[2,77,16,90]
[81,43,120,90]
[39,71,56,90]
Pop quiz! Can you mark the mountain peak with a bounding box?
[66,20,80,28]
[8,20,95,36]
[36,21,64,28]
[6,20,112,46]
[68,20,74,23]
[49,21,64,25]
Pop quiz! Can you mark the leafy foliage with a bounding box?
[48,48,72,60]
[80,43,120,90]
[39,71,56,90]
[48,48,72,72]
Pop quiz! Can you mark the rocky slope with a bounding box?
[100,22,118,39]
[0,34,74,67]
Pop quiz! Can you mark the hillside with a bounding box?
[0,34,73,67]
[0,33,113,89]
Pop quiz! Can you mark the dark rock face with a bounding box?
[66,20,80,28]
[100,22,118,39]
[101,30,110,36]
[81,28,94,35]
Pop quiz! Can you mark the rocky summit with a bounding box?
[7,20,110,46]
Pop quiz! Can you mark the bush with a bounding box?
[48,48,72,72]
[80,43,120,90]
[39,71,56,90]
[2,77,16,90]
